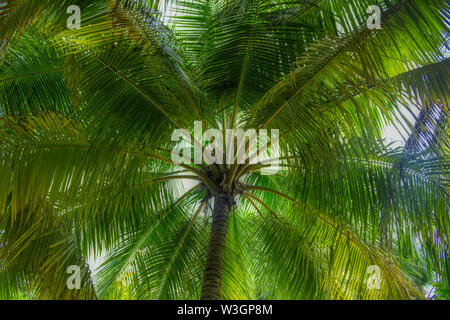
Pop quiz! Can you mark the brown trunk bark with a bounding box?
[200,193,232,300]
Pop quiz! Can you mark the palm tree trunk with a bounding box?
[200,193,233,300]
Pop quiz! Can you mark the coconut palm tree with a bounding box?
[0,0,448,300]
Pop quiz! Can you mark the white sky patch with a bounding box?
[382,103,419,149]
[160,0,179,27]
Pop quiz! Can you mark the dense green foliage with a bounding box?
[0,0,448,299]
